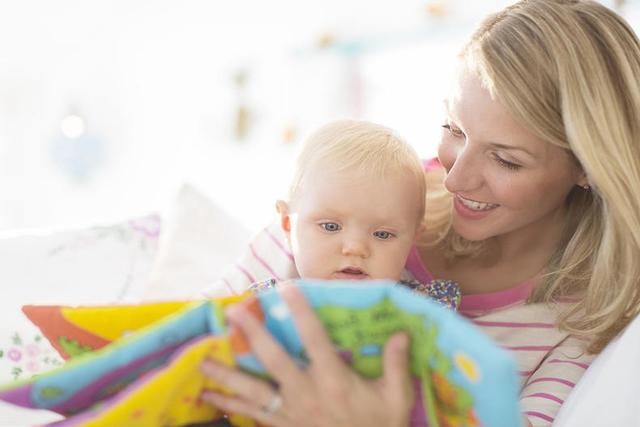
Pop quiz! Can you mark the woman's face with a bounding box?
[438,68,586,244]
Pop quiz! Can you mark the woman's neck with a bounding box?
[423,208,567,295]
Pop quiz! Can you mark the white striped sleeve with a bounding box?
[521,336,595,426]
[199,220,299,297]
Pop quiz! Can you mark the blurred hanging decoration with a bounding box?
[232,69,253,142]
[425,1,447,18]
[315,31,366,118]
[51,110,105,182]
[316,32,336,49]
[281,124,297,144]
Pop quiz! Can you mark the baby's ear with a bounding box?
[275,200,291,233]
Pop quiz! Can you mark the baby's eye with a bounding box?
[373,230,394,240]
[320,222,341,232]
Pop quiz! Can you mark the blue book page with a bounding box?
[242,280,522,427]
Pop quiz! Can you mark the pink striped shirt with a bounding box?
[199,221,298,298]
[203,228,592,426]
[405,246,594,427]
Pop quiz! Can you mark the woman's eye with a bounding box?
[373,230,394,240]
[494,156,522,171]
[320,222,341,232]
[442,123,465,137]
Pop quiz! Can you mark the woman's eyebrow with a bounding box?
[442,101,537,159]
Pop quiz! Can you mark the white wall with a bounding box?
[0,0,633,232]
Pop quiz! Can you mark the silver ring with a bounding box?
[261,392,283,416]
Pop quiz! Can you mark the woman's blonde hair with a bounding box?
[425,0,640,353]
[289,119,426,224]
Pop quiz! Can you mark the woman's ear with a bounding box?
[275,200,291,234]
[576,171,590,189]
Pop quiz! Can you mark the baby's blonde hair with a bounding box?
[290,119,426,224]
[425,0,640,353]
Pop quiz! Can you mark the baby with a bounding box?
[249,119,459,309]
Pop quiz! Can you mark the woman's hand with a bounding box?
[200,284,415,427]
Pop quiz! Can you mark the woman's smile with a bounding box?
[454,193,499,220]
[456,194,499,210]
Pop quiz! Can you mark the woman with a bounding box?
[200,1,640,425]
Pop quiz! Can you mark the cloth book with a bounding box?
[1,281,521,427]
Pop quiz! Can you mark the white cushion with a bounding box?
[142,184,251,300]
[0,214,160,306]
[0,401,62,425]
[554,316,640,426]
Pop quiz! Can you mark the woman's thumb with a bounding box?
[381,332,414,404]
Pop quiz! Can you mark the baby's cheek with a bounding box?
[389,242,414,278]
[295,241,330,279]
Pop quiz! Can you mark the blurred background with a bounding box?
[0,0,636,233]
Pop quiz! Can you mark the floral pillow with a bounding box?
[0,320,64,382]
[0,315,66,425]
[0,214,161,385]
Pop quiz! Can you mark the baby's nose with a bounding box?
[341,239,370,258]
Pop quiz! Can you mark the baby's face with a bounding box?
[282,167,423,281]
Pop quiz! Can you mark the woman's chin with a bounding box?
[451,222,493,242]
